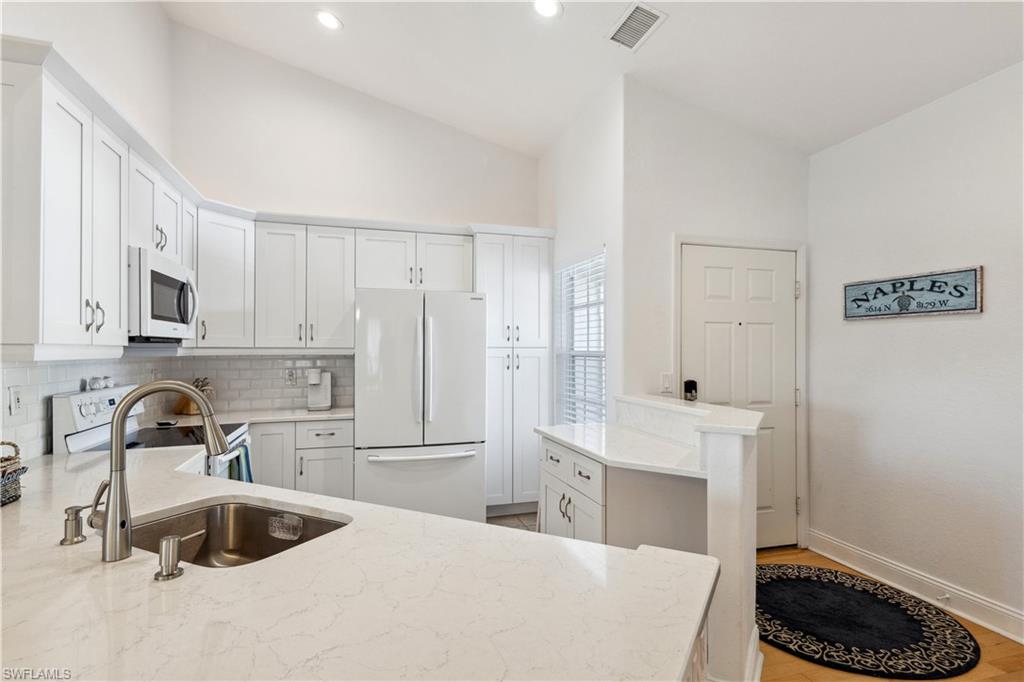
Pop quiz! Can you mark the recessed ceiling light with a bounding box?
[316,10,342,31]
[533,0,563,19]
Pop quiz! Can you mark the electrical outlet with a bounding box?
[8,386,25,416]
[286,369,297,386]
[660,372,674,395]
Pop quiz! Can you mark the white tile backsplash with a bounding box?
[0,354,354,460]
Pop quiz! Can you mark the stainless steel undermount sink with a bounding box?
[132,502,347,568]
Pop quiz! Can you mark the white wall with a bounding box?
[807,63,1023,622]
[1,2,174,156]
[622,78,809,396]
[171,25,537,226]
[538,79,625,413]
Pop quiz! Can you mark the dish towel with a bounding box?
[228,443,254,483]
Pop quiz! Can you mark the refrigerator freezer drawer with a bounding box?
[354,444,485,522]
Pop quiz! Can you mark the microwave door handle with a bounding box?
[186,278,198,325]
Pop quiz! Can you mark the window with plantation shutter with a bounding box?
[555,251,606,424]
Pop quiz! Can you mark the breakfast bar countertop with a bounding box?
[2,444,719,681]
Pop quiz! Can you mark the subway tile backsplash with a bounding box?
[0,354,354,460]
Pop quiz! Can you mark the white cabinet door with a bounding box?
[295,447,354,499]
[155,177,181,261]
[474,234,515,347]
[255,222,306,348]
[540,473,571,538]
[90,119,128,346]
[40,78,92,346]
[307,226,355,348]
[485,348,514,505]
[356,229,416,289]
[512,347,550,503]
[568,491,604,543]
[513,237,551,348]
[128,150,160,252]
[250,422,296,489]
[198,211,255,347]
[416,234,473,291]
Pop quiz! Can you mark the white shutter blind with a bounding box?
[555,252,606,424]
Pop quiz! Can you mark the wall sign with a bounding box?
[844,267,983,320]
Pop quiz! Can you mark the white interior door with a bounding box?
[512,347,550,503]
[416,234,474,291]
[424,292,486,445]
[680,244,797,548]
[512,237,551,348]
[485,349,514,505]
[255,222,306,348]
[355,229,416,289]
[307,225,355,348]
[197,211,255,347]
[354,289,424,447]
[90,120,129,346]
[474,234,515,347]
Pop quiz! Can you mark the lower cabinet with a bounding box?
[538,438,605,543]
[248,420,354,499]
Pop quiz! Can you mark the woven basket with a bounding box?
[1,441,27,507]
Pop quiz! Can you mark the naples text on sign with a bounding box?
[843,267,983,320]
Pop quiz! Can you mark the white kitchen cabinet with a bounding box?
[197,211,255,347]
[356,229,416,289]
[90,119,129,346]
[485,348,514,505]
[512,237,551,348]
[307,226,356,348]
[416,233,473,291]
[128,151,160,253]
[512,347,550,503]
[539,449,606,544]
[541,477,572,538]
[475,235,515,346]
[566,490,604,543]
[255,222,306,348]
[250,422,296,489]
[295,447,354,499]
[155,176,181,260]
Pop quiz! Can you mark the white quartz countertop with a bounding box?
[2,446,718,680]
[144,406,353,429]
[617,395,763,436]
[535,423,706,478]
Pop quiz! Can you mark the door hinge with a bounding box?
[794,280,801,299]
[794,387,801,406]
[795,496,801,516]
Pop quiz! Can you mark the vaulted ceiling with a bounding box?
[164,2,1023,156]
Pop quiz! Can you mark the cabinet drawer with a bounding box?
[295,420,354,449]
[569,451,605,504]
[541,439,573,480]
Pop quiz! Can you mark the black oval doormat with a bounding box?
[756,564,980,679]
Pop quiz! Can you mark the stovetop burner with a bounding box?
[91,423,245,452]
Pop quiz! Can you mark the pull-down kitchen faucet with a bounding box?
[91,380,230,562]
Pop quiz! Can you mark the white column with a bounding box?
[703,431,760,682]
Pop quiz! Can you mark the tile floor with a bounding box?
[486,513,537,531]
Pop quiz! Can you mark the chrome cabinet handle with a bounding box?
[577,470,591,481]
[95,301,106,332]
[299,456,304,476]
[505,354,510,370]
[515,354,520,370]
[309,323,314,342]
[201,320,207,340]
[409,266,414,284]
[515,325,520,342]
[314,432,336,437]
[505,324,511,341]
[299,323,303,342]
[558,493,566,518]
[84,299,94,331]
[418,267,423,284]
[565,497,572,523]
[156,225,165,250]
[548,453,560,464]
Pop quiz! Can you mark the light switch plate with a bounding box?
[660,372,674,394]
[8,386,24,416]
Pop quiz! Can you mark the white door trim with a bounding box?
[672,233,809,548]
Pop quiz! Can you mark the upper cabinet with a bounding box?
[356,230,473,292]
[474,235,551,348]
[255,223,356,349]
[198,211,255,348]
[128,151,181,261]
[0,67,128,358]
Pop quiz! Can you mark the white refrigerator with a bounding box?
[354,289,486,521]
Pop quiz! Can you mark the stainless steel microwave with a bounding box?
[128,247,197,341]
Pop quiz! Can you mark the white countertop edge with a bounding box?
[616,394,763,436]
[145,407,353,429]
[534,425,707,479]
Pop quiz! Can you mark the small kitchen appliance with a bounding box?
[307,370,332,411]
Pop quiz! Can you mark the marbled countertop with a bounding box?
[2,445,718,680]
[145,406,354,429]
[535,423,706,478]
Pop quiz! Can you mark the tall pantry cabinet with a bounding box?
[475,234,552,507]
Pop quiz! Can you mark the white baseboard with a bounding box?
[707,626,762,682]
[807,528,1024,644]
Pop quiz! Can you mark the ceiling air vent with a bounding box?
[608,3,666,52]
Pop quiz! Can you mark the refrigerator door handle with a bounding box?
[425,316,434,423]
[415,315,424,423]
[366,450,476,463]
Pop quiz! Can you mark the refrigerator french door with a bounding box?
[354,289,486,521]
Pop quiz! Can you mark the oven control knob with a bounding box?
[78,403,89,417]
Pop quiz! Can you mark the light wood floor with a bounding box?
[757,546,1024,681]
